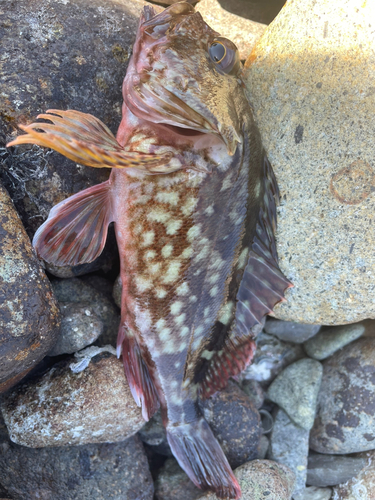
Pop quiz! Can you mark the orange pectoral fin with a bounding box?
[33,180,114,267]
[6,109,171,172]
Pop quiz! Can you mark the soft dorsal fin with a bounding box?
[6,109,172,173]
[32,181,114,267]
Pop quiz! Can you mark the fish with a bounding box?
[7,2,292,498]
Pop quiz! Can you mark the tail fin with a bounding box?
[166,418,241,499]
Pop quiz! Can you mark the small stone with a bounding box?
[155,458,202,500]
[200,459,295,500]
[48,302,103,356]
[0,182,60,393]
[265,319,321,344]
[241,379,265,409]
[199,381,262,468]
[307,452,368,487]
[297,486,332,500]
[332,452,374,500]
[268,359,323,430]
[242,332,305,385]
[303,323,365,360]
[113,274,122,309]
[196,0,266,60]
[138,410,171,456]
[1,353,144,447]
[310,338,375,454]
[258,435,270,460]
[0,431,153,500]
[269,408,309,498]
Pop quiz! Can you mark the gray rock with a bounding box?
[268,358,323,430]
[199,381,262,468]
[48,302,103,356]
[200,459,295,500]
[303,324,365,361]
[265,319,321,344]
[1,353,145,447]
[245,0,375,325]
[258,435,270,460]
[155,458,202,500]
[269,409,309,498]
[241,379,265,409]
[310,338,375,454]
[51,277,120,347]
[138,410,171,456]
[207,0,285,25]
[296,486,332,500]
[113,274,122,309]
[0,431,153,500]
[0,182,60,393]
[307,452,368,487]
[332,452,374,500]
[242,332,305,385]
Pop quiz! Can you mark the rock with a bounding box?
[1,353,145,447]
[310,338,375,454]
[269,408,309,498]
[155,458,202,500]
[245,0,375,325]
[138,410,171,456]
[258,435,269,460]
[0,182,60,393]
[307,452,368,487]
[242,332,305,385]
[199,381,262,468]
[48,302,103,356]
[241,379,265,409]
[265,319,321,344]
[208,0,285,25]
[268,358,323,431]
[0,430,154,500]
[332,452,374,500]
[298,486,332,500]
[200,459,295,500]
[196,0,266,60]
[51,277,120,347]
[304,323,365,360]
[113,274,122,309]
[1,0,148,238]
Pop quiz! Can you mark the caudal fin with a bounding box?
[166,418,241,499]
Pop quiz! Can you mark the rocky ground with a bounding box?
[1,0,374,499]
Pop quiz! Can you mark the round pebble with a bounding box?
[265,319,321,344]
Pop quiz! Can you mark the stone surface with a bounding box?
[1,353,145,447]
[242,332,304,385]
[138,410,171,456]
[298,486,332,500]
[241,379,265,409]
[245,0,375,324]
[196,0,266,60]
[200,460,295,500]
[310,338,375,454]
[268,358,323,430]
[304,323,365,360]
[199,381,262,468]
[0,430,154,500]
[51,277,120,347]
[307,452,368,487]
[332,452,374,500]
[269,408,309,498]
[48,302,103,356]
[0,182,60,393]
[265,319,321,344]
[210,0,285,25]
[155,458,202,500]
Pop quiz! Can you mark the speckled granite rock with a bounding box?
[196,0,266,60]
[304,323,365,360]
[245,0,375,324]
[0,182,60,393]
[1,353,144,447]
[310,338,375,454]
[0,431,153,500]
[307,452,368,487]
[332,452,374,500]
[268,358,323,430]
[200,460,295,500]
[300,486,332,500]
[265,319,321,344]
[155,458,202,500]
[269,408,309,498]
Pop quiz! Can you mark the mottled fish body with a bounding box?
[7,3,292,498]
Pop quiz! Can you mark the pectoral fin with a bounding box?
[6,109,171,171]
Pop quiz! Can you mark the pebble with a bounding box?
[310,338,375,454]
[241,379,265,409]
[245,0,375,324]
[155,458,202,500]
[242,332,304,385]
[268,358,323,430]
[332,452,374,500]
[138,410,171,456]
[307,452,368,487]
[298,486,332,500]
[199,381,262,468]
[303,323,365,361]
[265,319,321,344]
[0,430,153,500]
[269,408,309,498]
[0,182,60,393]
[1,353,144,447]
[200,459,295,500]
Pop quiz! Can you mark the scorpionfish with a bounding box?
[8,3,292,497]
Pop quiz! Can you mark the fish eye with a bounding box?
[208,38,241,76]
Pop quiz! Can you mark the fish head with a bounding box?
[123,2,247,155]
